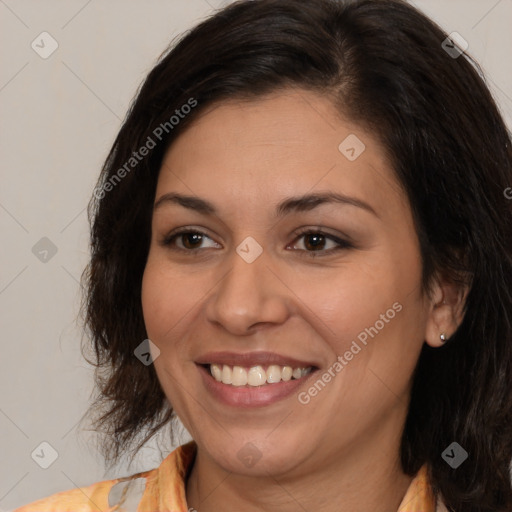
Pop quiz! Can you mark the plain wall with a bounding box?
[1,0,511,509]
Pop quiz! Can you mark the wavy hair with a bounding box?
[81,1,512,510]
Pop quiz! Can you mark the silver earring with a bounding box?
[440,333,447,343]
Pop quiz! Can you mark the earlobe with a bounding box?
[424,276,468,348]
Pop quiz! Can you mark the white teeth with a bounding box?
[247,366,266,386]
[209,363,312,386]
[211,363,222,382]
[266,364,282,383]
[221,364,232,384]
[301,367,312,377]
[281,366,293,381]
[231,366,248,386]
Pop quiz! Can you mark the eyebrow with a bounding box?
[153,191,379,218]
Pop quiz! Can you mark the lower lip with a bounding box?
[197,364,317,408]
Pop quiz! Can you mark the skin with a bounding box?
[141,89,465,512]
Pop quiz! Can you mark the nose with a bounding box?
[205,246,290,335]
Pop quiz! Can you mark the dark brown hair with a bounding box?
[81,1,512,510]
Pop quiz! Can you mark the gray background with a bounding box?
[1,0,511,509]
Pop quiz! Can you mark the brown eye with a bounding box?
[180,232,204,249]
[291,230,350,254]
[303,233,327,251]
[161,230,219,252]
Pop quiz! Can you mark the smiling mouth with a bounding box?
[202,363,314,387]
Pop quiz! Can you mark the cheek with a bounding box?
[141,259,194,346]
[293,264,403,343]
[141,262,165,339]
[141,260,197,409]
[303,257,425,378]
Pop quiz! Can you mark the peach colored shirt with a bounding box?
[14,441,447,511]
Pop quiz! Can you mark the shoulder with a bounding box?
[12,442,196,512]
[12,469,155,512]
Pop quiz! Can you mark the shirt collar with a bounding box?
[153,441,437,512]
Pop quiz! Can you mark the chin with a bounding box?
[205,435,309,476]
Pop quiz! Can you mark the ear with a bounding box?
[425,274,468,347]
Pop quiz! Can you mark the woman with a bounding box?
[15,0,512,510]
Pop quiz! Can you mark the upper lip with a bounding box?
[195,351,318,368]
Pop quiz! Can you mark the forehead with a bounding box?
[156,89,407,220]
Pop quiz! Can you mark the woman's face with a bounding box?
[142,89,433,476]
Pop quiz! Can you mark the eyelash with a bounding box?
[160,228,353,258]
